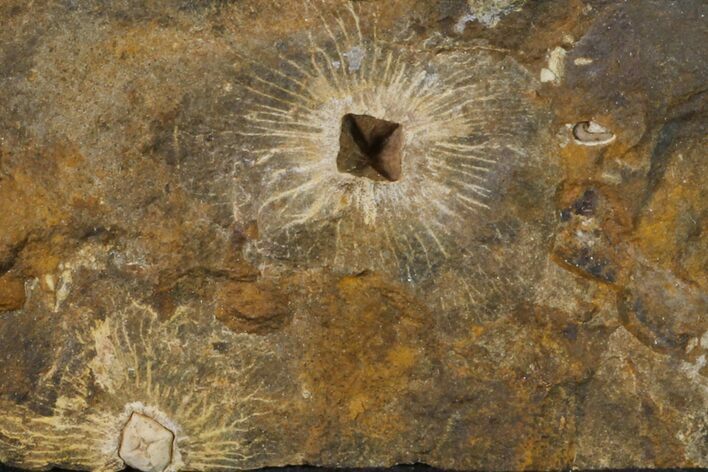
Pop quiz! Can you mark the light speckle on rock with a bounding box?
[541,46,567,85]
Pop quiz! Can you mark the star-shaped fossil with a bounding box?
[119,412,175,472]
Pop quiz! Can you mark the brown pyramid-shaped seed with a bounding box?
[337,113,403,182]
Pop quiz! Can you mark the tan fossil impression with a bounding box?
[119,412,175,472]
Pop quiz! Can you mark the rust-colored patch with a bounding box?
[0,275,25,313]
[633,144,706,288]
[215,280,290,334]
[299,271,436,457]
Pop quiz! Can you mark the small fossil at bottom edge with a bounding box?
[119,412,175,472]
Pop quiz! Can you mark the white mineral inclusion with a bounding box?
[540,46,566,85]
[119,412,175,472]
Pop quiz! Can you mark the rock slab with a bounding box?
[0,0,706,470]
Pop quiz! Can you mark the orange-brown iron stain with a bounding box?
[299,271,433,455]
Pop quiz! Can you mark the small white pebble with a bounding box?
[574,57,594,66]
